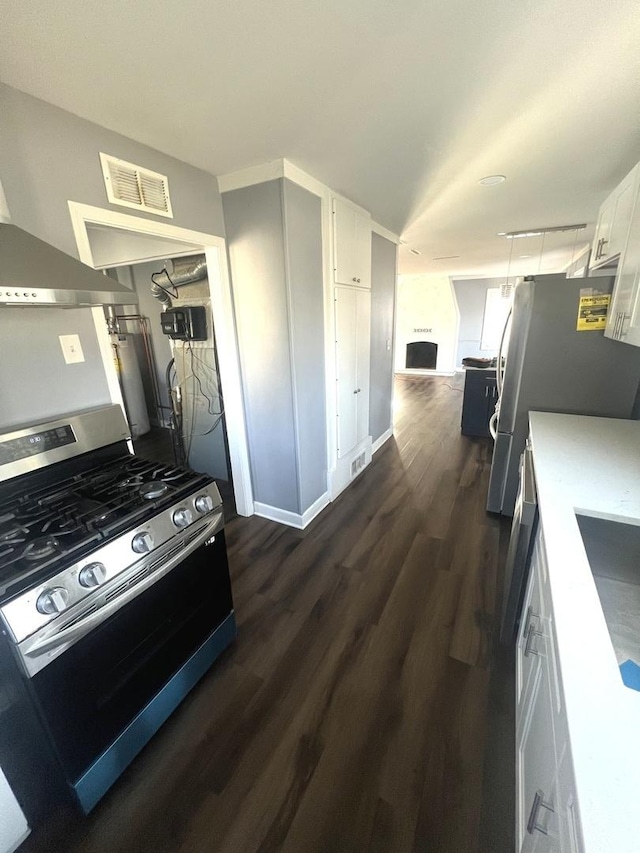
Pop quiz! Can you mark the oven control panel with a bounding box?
[0,425,76,465]
[0,482,222,643]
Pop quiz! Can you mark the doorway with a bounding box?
[69,202,253,518]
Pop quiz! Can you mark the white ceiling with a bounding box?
[2,0,640,277]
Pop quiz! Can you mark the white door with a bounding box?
[333,198,359,286]
[516,542,544,722]
[355,289,371,444]
[354,213,372,289]
[333,197,371,288]
[609,168,638,258]
[613,181,640,345]
[335,287,358,457]
[516,663,560,853]
[591,194,615,267]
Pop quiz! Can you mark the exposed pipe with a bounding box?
[150,256,208,307]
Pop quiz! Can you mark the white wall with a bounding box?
[394,274,459,374]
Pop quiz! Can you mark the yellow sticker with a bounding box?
[577,293,610,331]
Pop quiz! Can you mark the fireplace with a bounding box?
[406,341,438,369]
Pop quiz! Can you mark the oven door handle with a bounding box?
[23,512,224,661]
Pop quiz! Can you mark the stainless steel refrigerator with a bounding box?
[487,273,640,515]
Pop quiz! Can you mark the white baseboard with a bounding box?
[372,428,393,454]
[253,490,331,530]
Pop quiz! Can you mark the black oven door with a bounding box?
[26,524,234,798]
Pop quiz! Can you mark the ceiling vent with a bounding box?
[100,153,173,218]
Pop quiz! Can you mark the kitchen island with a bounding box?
[522,412,640,853]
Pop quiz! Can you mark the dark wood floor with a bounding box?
[23,375,513,853]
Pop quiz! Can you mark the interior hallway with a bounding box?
[23,375,514,853]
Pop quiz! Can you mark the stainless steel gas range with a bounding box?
[0,405,236,815]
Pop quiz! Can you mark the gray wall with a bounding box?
[369,233,397,443]
[0,84,225,258]
[0,83,227,433]
[0,307,111,430]
[223,179,326,514]
[282,180,326,511]
[453,277,504,367]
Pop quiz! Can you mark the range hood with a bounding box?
[0,223,138,307]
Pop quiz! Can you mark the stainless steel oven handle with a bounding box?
[24,512,223,659]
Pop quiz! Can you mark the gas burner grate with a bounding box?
[0,451,212,598]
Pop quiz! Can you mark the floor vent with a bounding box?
[100,153,173,218]
[350,451,366,479]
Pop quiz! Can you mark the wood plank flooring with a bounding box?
[22,375,512,853]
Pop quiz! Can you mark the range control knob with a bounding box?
[36,587,70,615]
[132,531,154,554]
[195,495,214,514]
[173,507,193,529]
[78,562,107,588]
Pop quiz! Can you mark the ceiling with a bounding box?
[2,0,640,277]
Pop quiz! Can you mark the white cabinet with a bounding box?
[516,531,583,853]
[335,286,370,458]
[606,170,640,346]
[590,164,639,270]
[332,197,372,288]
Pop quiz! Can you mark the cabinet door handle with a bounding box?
[484,386,488,397]
[357,278,361,283]
[600,238,609,257]
[353,389,358,394]
[352,277,358,282]
[527,789,555,835]
[595,238,602,260]
[524,620,542,657]
[523,606,542,657]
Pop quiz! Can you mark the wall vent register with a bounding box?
[100,153,173,218]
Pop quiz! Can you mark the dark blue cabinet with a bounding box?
[461,369,497,437]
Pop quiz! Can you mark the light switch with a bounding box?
[59,334,85,364]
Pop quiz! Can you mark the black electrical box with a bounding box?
[160,306,207,341]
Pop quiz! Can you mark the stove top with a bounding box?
[0,454,213,600]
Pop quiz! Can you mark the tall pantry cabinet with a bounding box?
[332,197,372,480]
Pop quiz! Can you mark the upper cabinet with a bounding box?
[603,165,640,346]
[332,197,372,288]
[590,164,639,270]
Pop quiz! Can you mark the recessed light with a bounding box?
[409,248,421,256]
[433,255,460,260]
[479,175,506,186]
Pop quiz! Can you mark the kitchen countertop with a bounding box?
[528,412,640,853]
